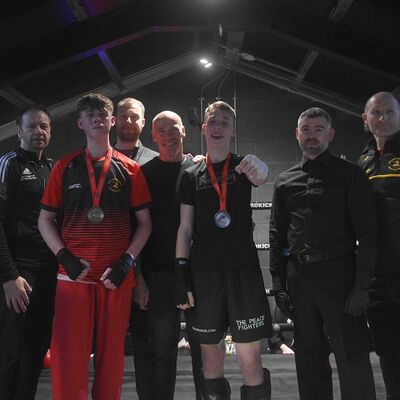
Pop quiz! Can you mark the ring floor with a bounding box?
[36,351,385,399]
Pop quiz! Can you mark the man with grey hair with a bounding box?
[270,107,377,400]
[359,91,400,400]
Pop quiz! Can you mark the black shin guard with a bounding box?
[240,368,271,400]
[202,377,231,400]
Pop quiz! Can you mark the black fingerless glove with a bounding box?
[107,253,136,288]
[173,258,192,305]
[56,248,84,281]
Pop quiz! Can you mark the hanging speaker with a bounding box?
[187,107,201,127]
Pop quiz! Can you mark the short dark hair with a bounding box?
[298,107,332,126]
[77,93,114,117]
[204,101,236,121]
[16,105,51,127]
[117,98,145,116]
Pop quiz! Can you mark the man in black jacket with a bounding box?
[270,107,377,400]
[359,91,400,400]
[0,105,57,399]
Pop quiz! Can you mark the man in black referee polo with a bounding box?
[270,107,377,400]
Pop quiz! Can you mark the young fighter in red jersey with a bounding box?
[38,93,152,400]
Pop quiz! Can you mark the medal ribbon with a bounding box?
[206,152,231,212]
[85,147,113,207]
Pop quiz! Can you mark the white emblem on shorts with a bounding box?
[236,315,265,330]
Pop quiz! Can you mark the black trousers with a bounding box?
[129,270,202,400]
[368,273,400,400]
[287,255,376,400]
[0,267,57,400]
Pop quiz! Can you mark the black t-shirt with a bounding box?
[141,156,194,273]
[177,153,259,271]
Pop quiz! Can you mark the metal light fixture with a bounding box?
[199,58,213,68]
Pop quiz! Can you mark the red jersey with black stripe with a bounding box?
[41,148,151,288]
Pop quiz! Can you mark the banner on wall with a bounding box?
[251,200,271,250]
[250,202,272,210]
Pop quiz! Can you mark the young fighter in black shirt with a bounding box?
[175,101,272,400]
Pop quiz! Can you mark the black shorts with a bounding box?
[191,266,272,344]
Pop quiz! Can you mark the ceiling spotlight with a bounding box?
[199,58,213,68]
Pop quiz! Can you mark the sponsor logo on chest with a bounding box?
[108,177,122,192]
[388,157,400,171]
[20,167,37,181]
[68,183,83,190]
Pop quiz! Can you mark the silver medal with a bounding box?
[214,210,231,228]
[87,206,104,224]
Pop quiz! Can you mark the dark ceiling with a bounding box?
[1,0,399,140]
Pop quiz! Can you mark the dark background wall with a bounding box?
[0,68,371,288]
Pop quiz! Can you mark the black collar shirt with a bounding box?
[270,150,377,289]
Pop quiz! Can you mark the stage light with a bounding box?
[199,58,213,68]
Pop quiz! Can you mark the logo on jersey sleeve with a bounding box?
[20,167,37,181]
[108,177,122,192]
[388,158,400,171]
[361,154,373,162]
